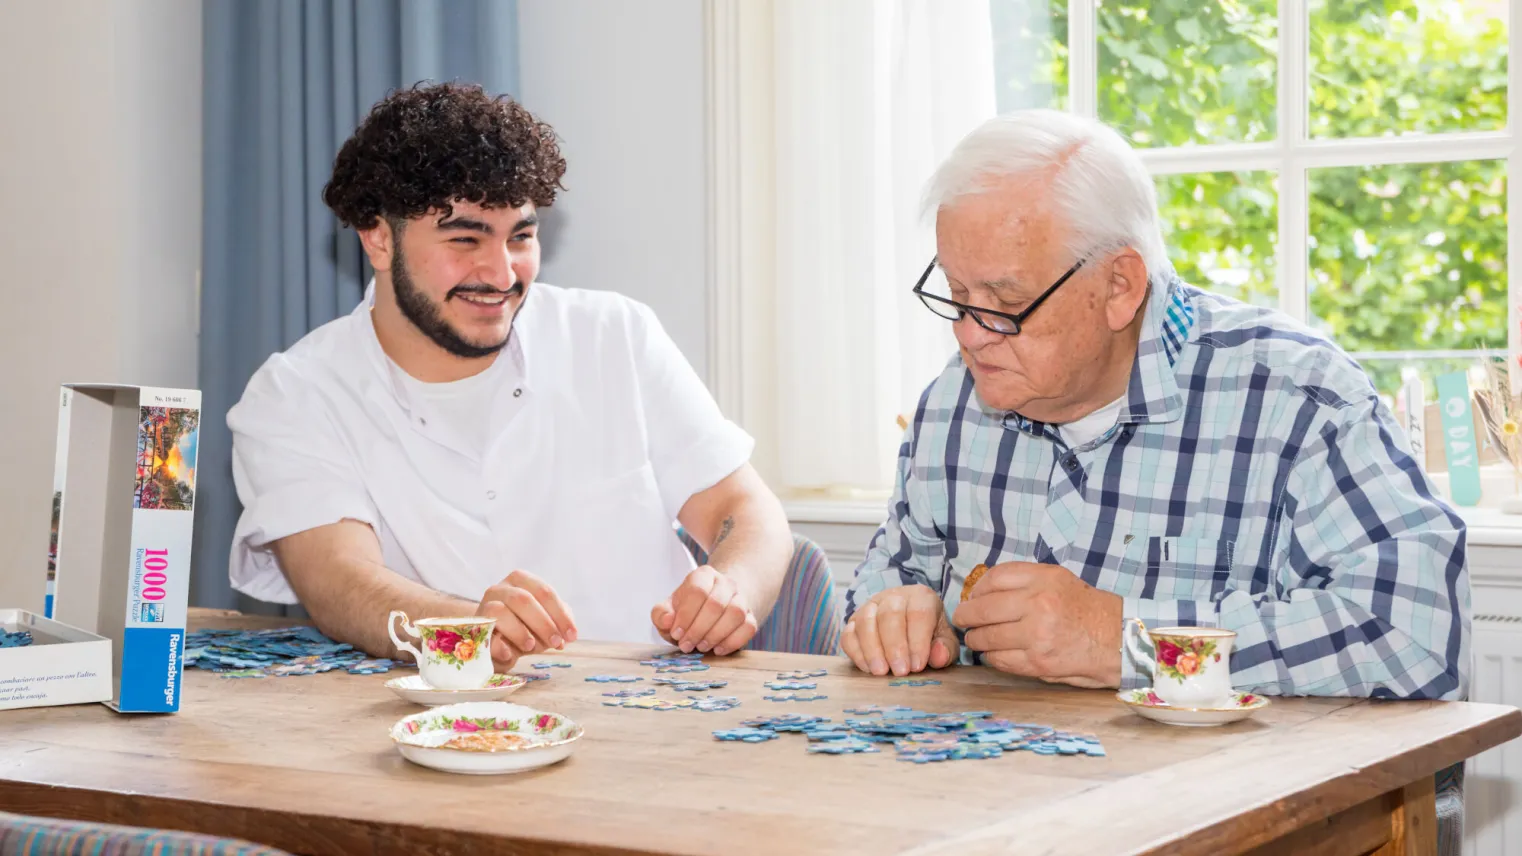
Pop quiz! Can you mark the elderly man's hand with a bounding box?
[842,584,961,676]
[951,562,1123,688]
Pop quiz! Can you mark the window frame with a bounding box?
[702,0,1522,504]
[1064,0,1522,391]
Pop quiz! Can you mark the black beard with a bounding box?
[391,246,517,359]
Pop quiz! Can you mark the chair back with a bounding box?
[675,529,844,655]
[0,811,292,856]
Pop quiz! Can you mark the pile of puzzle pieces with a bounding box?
[182,626,411,678]
[588,650,736,711]
[0,629,34,648]
[638,652,706,669]
[714,707,1106,763]
[605,693,740,712]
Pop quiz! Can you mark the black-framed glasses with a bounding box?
[912,256,1085,335]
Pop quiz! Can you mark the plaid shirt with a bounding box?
[847,279,1471,700]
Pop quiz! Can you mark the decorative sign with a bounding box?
[1435,371,1481,506]
[1401,376,1425,467]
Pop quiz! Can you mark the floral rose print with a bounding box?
[1155,635,1218,682]
[427,629,462,653]
[396,708,579,753]
[1124,689,1169,706]
[444,731,530,752]
[418,623,491,669]
[1157,638,1183,668]
[431,715,524,734]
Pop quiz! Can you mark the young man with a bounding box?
[226,83,793,668]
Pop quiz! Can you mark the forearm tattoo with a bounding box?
[712,516,736,552]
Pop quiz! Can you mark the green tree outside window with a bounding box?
[990,0,1509,399]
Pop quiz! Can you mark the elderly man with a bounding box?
[842,109,1470,700]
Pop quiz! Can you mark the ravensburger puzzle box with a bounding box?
[44,384,201,713]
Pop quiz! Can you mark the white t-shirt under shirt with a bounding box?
[226,282,755,645]
[1056,395,1126,449]
[395,361,500,462]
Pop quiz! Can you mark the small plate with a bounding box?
[385,673,527,706]
[390,701,583,775]
[1117,688,1269,727]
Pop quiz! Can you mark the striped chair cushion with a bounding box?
[676,529,843,656]
[0,811,291,856]
[1434,761,1465,856]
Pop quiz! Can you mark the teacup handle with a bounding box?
[1122,617,1158,685]
[387,610,424,663]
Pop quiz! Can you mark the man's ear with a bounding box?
[356,218,399,273]
[1105,248,1150,332]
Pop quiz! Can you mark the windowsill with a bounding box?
[783,497,1522,548]
[1446,505,1522,548]
[783,497,889,526]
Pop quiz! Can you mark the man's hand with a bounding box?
[477,570,579,670]
[951,561,1123,688]
[651,565,758,656]
[841,584,960,676]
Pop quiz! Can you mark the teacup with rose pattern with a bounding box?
[388,611,496,690]
[1122,619,1236,709]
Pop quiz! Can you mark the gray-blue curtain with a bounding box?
[194,0,520,611]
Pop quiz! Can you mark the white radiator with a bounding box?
[1465,615,1522,856]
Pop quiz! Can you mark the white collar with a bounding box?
[354,278,534,418]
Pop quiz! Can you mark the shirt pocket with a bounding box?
[1120,535,1236,601]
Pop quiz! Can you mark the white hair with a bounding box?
[921,109,1174,286]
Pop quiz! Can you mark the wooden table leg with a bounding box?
[1243,775,1438,856]
[1377,775,1437,856]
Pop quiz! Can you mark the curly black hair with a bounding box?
[323,81,567,229]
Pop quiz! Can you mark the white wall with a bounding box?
[0,0,202,611]
[516,0,712,377]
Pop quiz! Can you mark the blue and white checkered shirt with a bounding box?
[847,278,1471,700]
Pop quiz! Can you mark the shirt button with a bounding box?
[418,417,427,426]
[486,490,497,500]
[513,388,523,398]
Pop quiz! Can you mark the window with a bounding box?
[993,0,1512,403]
[714,0,1517,504]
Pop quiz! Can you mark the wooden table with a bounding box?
[0,614,1517,856]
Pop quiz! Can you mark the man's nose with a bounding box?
[953,314,1005,350]
[474,245,518,290]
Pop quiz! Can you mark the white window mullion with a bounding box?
[1277,0,1309,322]
[1509,0,1521,394]
[1067,0,1097,118]
[1138,142,1284,175]
[1295,132,1513,168]
[1139,133,1514,176]
[704,0,745,419]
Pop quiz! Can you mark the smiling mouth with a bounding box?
[458,293,507,306]
[452,283,523,307]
